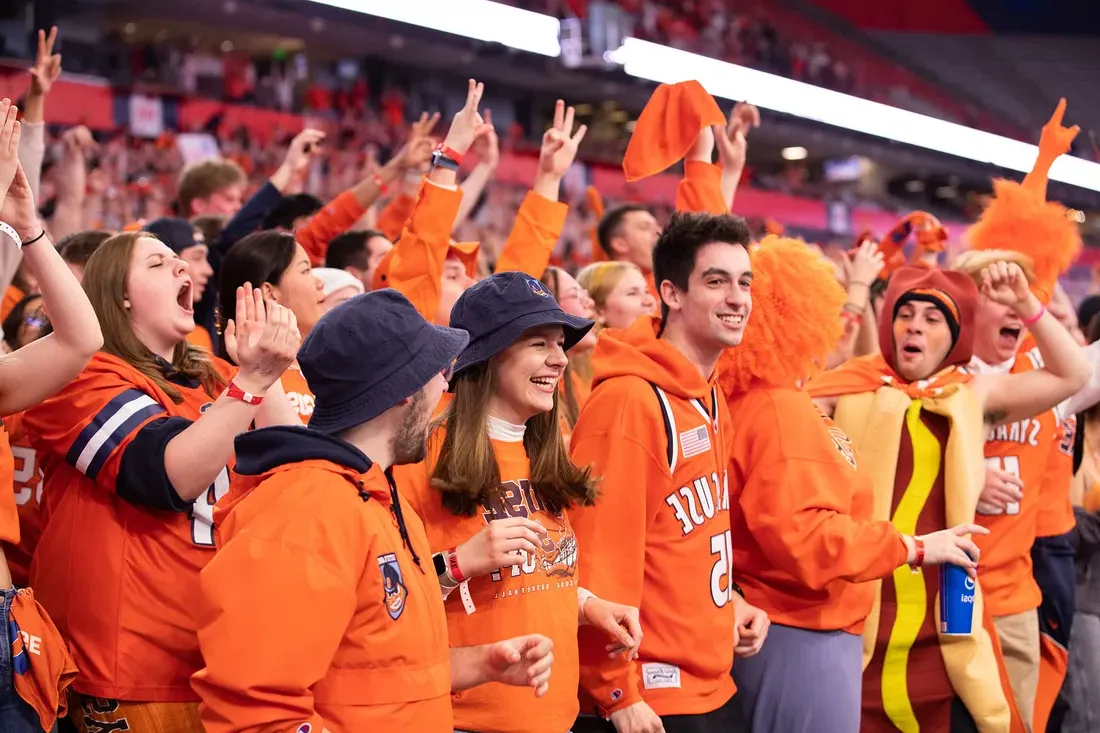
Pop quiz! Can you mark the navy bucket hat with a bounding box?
[142,217,203,255]
[450,271,594,376]
[299,289,469,434]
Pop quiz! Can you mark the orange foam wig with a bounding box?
[717,235,845,396]
[967,179,1081,303]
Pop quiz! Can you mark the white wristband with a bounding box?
[0,222,21,249]
[578,587,596,625]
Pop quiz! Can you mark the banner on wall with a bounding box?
[129,94,165,138]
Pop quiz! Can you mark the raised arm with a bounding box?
[1023,98,1079,201]
[18,27,60,201]
[296,119,435,265]
[714,102,759,212]
[494,99,583,276]
[0,114,102,414]
[452,108,500,232]
[977,262,1091,424]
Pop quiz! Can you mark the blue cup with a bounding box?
[939,563,976,635]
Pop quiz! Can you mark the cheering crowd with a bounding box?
[0,17,1099,733]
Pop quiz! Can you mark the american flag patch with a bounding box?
[679,426,711,459]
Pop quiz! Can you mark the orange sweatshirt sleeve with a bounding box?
[1036,419,1077,538]
[569,381,668,715]
[193,481,364,732]
[377,193,418,243]
[296,190,368,266]
[735,390,908,588]
[493,191,568,277]
[385,181,463,322]
[675,160,727,215]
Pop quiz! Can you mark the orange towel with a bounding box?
[9,589,77,731]
[622,80,725,182]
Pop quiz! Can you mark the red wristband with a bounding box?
[446,547,466,582]
[372,173,389,195]
[1021,304,1046,326]
[909,536,925,571]
[226,381,264,406]
[434,143,464,166]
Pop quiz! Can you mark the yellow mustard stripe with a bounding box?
[881,400,941,733]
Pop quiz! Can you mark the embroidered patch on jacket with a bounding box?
[378,553,408,620]
[679,425,711,459]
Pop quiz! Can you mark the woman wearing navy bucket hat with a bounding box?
[395,271,645,733]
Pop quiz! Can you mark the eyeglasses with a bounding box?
[23,313,48,329]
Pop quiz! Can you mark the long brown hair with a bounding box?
[430,361,597,517]
[540,266,582,429]
[83,232,226,403]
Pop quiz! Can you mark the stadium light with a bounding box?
[304,1,1100,192]
[610,38,1100,192]
[781,146,808,161]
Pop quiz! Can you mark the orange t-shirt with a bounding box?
[975,351,1062,616]
[281,363,315,424]
[396,433,580,733]
[2,413,43,587]
[23,352,236,701]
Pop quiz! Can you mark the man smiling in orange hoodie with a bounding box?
[570,210,768,733]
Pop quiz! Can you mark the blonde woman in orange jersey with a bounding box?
[396,271,643,733]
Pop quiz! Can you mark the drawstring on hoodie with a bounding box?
[356,479,370,503]
[384,469,423,571]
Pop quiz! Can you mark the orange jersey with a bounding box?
[396,433,580,733]
[280,362,314,424]
[727,388,907,633]
[2,413,43,588]
[22,352,235,701]
[1036,413,1076,538]
[0,419,16,546]
[569,316,736,718]
[194,426,452,733]
[975,350,1063,616]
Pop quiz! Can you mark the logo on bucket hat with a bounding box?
[526,278,550,298]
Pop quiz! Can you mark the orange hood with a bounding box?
[216,425,389,532]
[590,315,715,400]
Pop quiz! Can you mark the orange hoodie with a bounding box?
[727,387,908,633]
[193,426,452,733]
[397,429,580,733]
[569,316,736,718]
